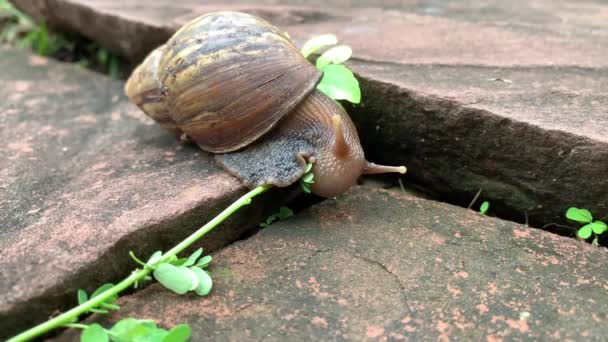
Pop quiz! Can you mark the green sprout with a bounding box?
[0,1,123,79]
[479,201,490,215]
[299,162,315,194]
[93,42,121,79]
[0,0,35,46]
[301,34,361,104]
[260,206,294,228]
[566,207,607,244]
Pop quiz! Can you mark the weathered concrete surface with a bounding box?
[11,0,608,226]
[0,48,286,339]
[60,184,608,341]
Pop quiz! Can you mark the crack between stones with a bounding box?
[346,251,412,310]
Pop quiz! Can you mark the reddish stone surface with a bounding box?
[11,0,608,67]
[11,0,608,226]
[0,48,286,339]
[59,184,608,340]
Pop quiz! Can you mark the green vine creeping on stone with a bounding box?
[566,207,607,244]
[7,185,271,342]
[301,34,361,104]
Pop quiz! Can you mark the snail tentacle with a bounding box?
[331,115,350,158]
[363,162,407,175]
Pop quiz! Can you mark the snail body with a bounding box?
[126,11,405,197]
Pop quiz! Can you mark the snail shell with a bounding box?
[127,12,321,153]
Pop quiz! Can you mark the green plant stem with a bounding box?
[8,185,271,342]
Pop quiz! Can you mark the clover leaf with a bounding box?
[301,34,338,58]
[316,64,361,104]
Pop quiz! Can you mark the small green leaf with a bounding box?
[35,25,49,56]
[260,222,269,228]
[182,266,200,291]
[147,251,163,267]
[578,224,593,239]
[266,216,278,225]
[162,324,192,342]
[166,255,179,264]
[590,221,607,234]
[479,201,490,215]
[190,267,213,296]
[316,64,361,104]
[195,255,212,268]
[153,263,194,295]
[184,248,203,267]
[316,45,352,69]
[108,55,119,80]
[97,49,108,65]
[100,302,120,311]
[566,207,593,223]
[301,173,314,183]
[111,318,164,341]
[170,257,190,267]
[305,163,313,173]
[129,251,148,267]
[300,182,312,193]
[91,284,114,299]
[88,308,109,314]
[77,289,88,305]
[278,206,294,220]
[81,323,109,342]
[300,34,338,58]
[139,320,158,329]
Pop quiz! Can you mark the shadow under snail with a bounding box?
[125,11,406,197]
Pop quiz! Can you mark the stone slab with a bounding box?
[11,0,608,226]
[11,1,608,67]
[346,62,608,227]
[59,184,608,341]
[0,48,285,339]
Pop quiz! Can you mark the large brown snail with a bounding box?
[125,11,406,197]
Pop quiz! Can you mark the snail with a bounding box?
[125,11,406,197]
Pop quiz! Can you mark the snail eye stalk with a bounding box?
[363,162,407,175]
[332,114,349,158]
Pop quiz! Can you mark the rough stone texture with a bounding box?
[59,184,608,341]
[11,0,608,226]
[0,48,287,339]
